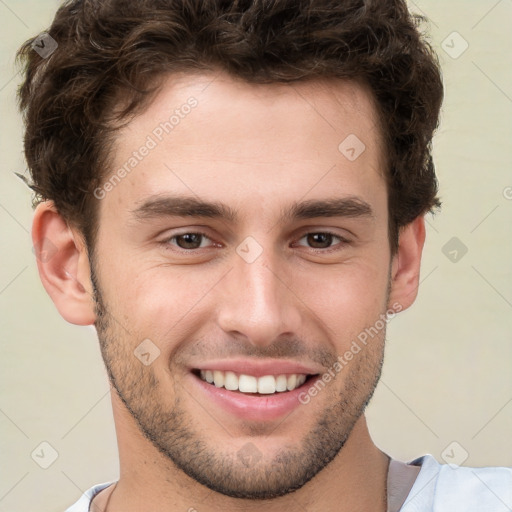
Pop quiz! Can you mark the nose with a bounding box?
[216,243,303,349]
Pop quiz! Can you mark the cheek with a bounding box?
[294,261,388,339]
[116,265,214,341]
[122,270,178,322]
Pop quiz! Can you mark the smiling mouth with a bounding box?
[192,369,318,395]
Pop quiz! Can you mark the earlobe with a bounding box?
[32,201,96,326]
[388,215,426,313]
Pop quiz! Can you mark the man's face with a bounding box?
[91,71,393,499]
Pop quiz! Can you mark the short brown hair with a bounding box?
[16,0,443,255]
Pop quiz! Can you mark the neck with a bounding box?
[107,394,389,512]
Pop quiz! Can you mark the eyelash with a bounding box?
[159,230,350,254]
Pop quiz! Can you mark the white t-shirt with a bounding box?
[64,454,512,511]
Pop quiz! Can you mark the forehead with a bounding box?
[130,70,384,157]
[100,70,386,223]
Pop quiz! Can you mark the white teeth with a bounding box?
[238,374,258,393]
[275,374,288,392]
[198,370,309,394]
[286,374,297,391]
[257,375,276,394]
[224,371,238,391]
[213,370,224,388]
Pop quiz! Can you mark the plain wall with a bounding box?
[1,1,511,510]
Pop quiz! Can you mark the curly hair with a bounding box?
[16,0,443,255]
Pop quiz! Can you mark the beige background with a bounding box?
[1,1,511,510]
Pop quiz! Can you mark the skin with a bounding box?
[32,70,425,511]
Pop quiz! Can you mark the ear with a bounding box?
[388,215,426,313]
[32,200,96,325]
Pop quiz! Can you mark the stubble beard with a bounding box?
[89,256,387,500]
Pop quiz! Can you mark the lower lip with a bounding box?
[189,372,320,422]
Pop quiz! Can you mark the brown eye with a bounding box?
[298,231,351,254]
[163,232,213,251]
[175,233,204,249]
[297,232,346,251]
[306,233,335,249]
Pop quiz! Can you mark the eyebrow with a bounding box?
[129,194,374,224]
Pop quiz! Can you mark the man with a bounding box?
[16,0,511,510]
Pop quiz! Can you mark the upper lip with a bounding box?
[191,358,323,377]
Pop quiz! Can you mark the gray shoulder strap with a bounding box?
[387,459,421,512]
